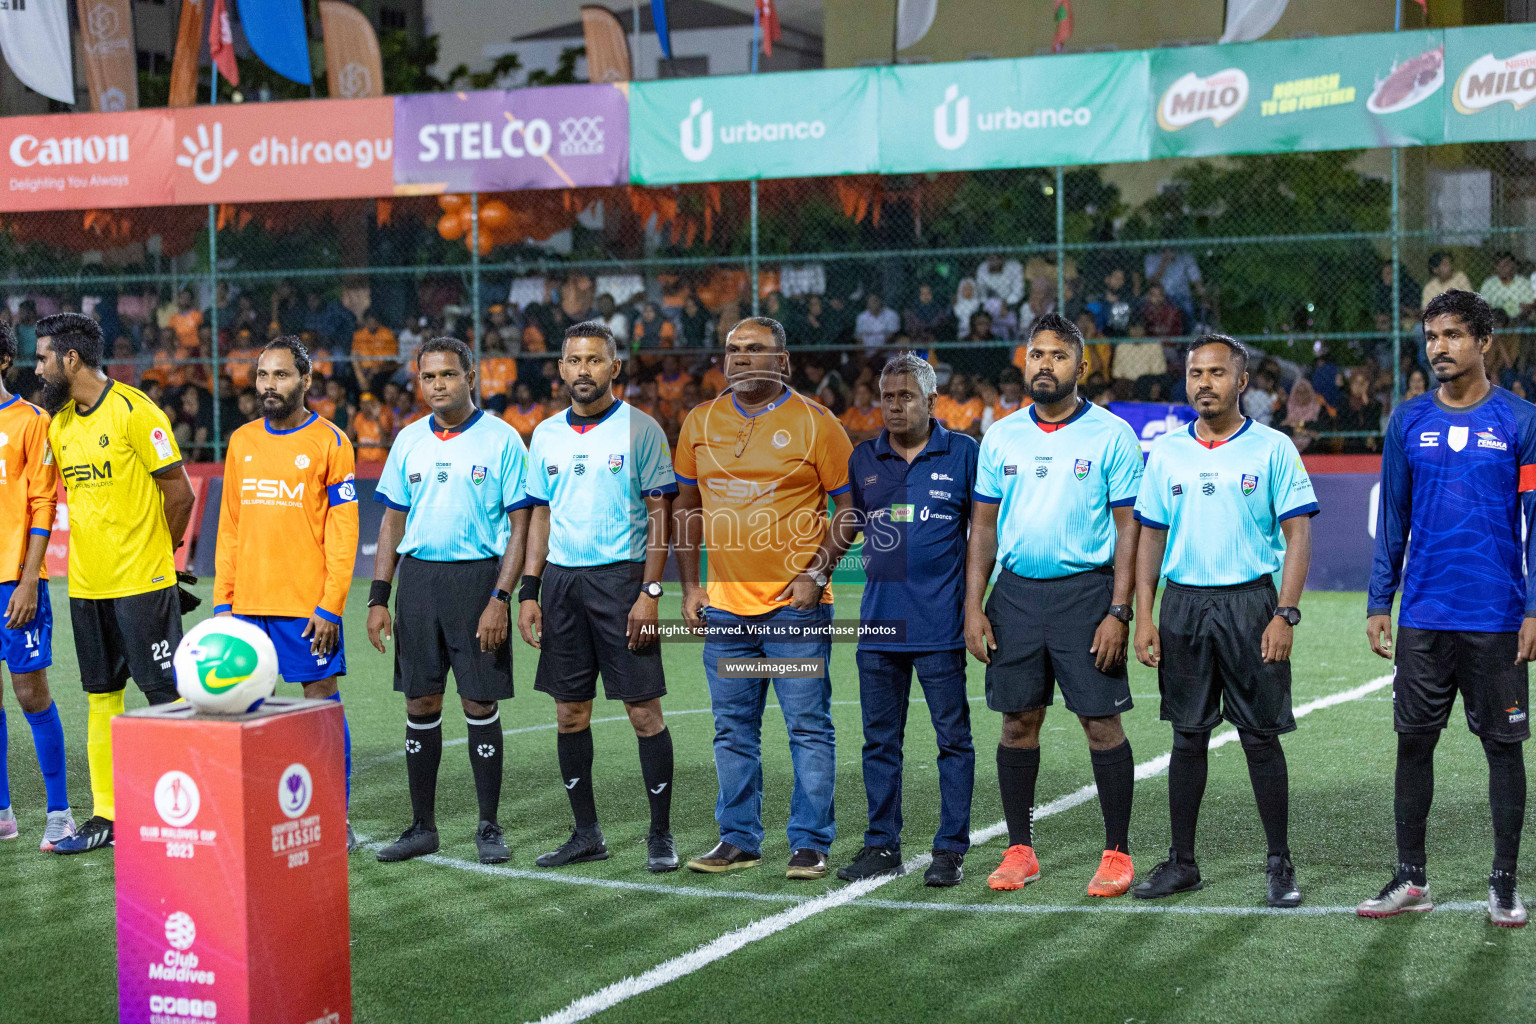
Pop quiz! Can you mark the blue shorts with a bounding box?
[0,579,52,672]
[236,614,347,685]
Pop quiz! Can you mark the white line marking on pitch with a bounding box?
[527,673,1393,1024]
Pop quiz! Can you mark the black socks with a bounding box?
[997,744,1040,848]
[638,728,674,833]
[1395,731,1438,873]
[1169,729,1210,861]
[466,709,504,825]
[1238,731,1290,860]
[1483,736,1526,875]
[1090,740,1134,854]
[405,713,443,830]
[558,727,599,830]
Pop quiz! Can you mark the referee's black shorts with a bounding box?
[1158,577,1294,736]
[71,587,181,702]
[393,556,513,702]
[534,561,666,704]
[1392,627,1530,742]
[983,566,1131,718]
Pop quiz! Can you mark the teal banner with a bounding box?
[877,53,1151,173]
[1150,30,1445,159]
[1445,24,1536,142]
[628,68,879,184]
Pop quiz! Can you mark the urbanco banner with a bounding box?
[878,52,1151,173]
[629,68,879,184]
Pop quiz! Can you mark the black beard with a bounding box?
[40,377,71,414]
[262,388,304,422]
[1028,376,1075,405]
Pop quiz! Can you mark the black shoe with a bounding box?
[376,821,439,863]
[476,820,510,864]
[50,815,114,855]
[836,845,903,882]
[1266,854,1301,908]
[786,847,830,880]
[646,829,679,873]
[1132,850,1204,899]
[686,841,762,873]
[536,826,609,868]
[924,849,965,887]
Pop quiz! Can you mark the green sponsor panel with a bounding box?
[628,68,879,185]
[877,52,1151,173]
[1445,24,1536,142]
[1150,30,1445,158]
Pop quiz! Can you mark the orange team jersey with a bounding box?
[213,413,359,621]
[1012,345,1029,373]
[141,349,187,389]
[225,347,260,390]
[701,366,727,394]
[168,309,202,354]
[933,395,982,431]
[840,404,883,435]
[478,356,518,401]
[991,397,1029,423]
[674,389,853,616]
[400,403,429,427]
[500,402,545,439]
[0,396,56,583]
[311,348,334,378]
[656,372,691,406]
[351,326,397,373]
[352,411,390,463]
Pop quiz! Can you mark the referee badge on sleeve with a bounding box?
[1242,474,1258,495]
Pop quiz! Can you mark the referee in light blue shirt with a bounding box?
[517,321,681,874]
[964,313,1145,898]
[366,337,533,867]
[1131,333,1317,908]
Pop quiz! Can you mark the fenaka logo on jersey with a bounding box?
[241,478,304,502]
[1477,428,1508,451]
[1074,458,1091,480]
[471,465,487,485]
[1448,425,1469,451]
[1508,704,1528,724]
[1158,69,1250,131]
[1242,473,1258,495]
[1454,50,1536,115]
[608,454,624,473]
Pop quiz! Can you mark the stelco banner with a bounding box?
[627,68,879,184]
[1150,30,1445,158]
[878,52,1152,172]
[8,24,1536,212]
[393,83,629,194]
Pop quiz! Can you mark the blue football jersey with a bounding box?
[1369,386,1536,631]
[524,401,678,567]
[1135,419,1318,587]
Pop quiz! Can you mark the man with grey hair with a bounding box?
[838,351,979,887]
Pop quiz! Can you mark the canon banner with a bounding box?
[0,110,174,211]
[393,84,628,194]
[1149,30,1445,159]
[628,68,879,184]
[878,52,1151,173]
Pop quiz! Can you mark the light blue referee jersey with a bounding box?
[525,400,678,567]
[375,409,532,562]
[974,400,1144,578]
[1133,418,1319,587]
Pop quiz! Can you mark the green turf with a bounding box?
[1,583,1530,1023]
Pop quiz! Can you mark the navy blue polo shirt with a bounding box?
[849,420,979,652]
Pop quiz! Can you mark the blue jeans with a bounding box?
[855,648,974,854]
[702,604,836,854]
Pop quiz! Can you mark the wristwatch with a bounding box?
[642,581,664,599]
[491,589,512,604]
[808,570,830,589]
[1274,606,1301,626]
[1107,604,1133,623]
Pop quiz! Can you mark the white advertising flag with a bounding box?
[0,0,76,104]
[1218,0,1289,45]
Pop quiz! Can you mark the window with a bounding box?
[378,6,406,31]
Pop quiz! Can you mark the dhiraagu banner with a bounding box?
[1151,30,1445,158]
[628,68,878,185]
[1445,24,1536,143]
[878,52,1151,172]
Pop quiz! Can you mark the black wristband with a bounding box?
[368,579,392,608]
[519,574,542,603]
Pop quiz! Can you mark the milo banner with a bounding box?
[1445,24,1536,143]
[628,68,878,184]
[878,52,1150,172]
[1150,30,1445,159]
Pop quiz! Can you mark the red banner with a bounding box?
[0,110,175,211]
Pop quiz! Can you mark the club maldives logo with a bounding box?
[279,762,313,819]
[678,97,826,163]
[933,83,1091,151]
[164,911,196,952]
[1454,50,1536,114]
[154,771,200,828]
[1158,69,1250,131]
[177,120,392,185]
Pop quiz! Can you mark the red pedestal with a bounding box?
[114,698,352,1024]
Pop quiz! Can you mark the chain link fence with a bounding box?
[1,140,1530,461]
